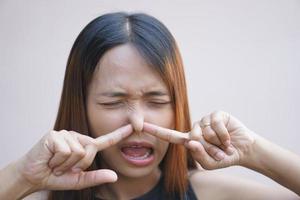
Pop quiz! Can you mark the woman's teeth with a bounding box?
[127,151,151,160]
[121,147,153,160]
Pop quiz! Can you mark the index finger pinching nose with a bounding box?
[143,122,189,144]
[94,124,133,151]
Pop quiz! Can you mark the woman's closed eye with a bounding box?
[98,100,171,108]
[147,100,171,108]
[98,101,124,108]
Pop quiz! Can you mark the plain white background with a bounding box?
[0,0,299,188]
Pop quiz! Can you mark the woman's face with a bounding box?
[86,44,174,178]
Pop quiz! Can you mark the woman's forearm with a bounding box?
[0,160,36,200]
[242,135,300,196]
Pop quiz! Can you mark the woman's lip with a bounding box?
[121,141,154,148]
[120,140,155,167]
[120,150,155,167]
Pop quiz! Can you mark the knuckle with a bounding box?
[223,112,230,119]
[211,119,222,127]
[207,146,218,155]
[69,131,77,137]
[69,130,78,135]
[78,157,93,170]
[108,137,116,146]
[74,149,86,158]
[48,130,58,139]
[203,131,214,140]
[59,150,71,157]
[59,129,69,135]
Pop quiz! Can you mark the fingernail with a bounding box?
[54,171,63,176]
[215,151,225,160]
[226,146,235,155]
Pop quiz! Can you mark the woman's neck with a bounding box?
[96,168,161,200]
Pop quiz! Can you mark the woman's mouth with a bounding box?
[120,142,155,166]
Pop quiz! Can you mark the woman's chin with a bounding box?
[116,165,158,179]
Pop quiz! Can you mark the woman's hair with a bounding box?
[49,12,196,200]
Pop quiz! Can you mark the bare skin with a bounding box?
[143,110,300,199]
[1,44,299,199]
[1,111,300,200]
[86,44,173,199]
[0,44,174,200]
[0,125,134,199]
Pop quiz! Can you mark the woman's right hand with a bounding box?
[16,124,133,192]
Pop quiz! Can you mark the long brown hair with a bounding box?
[49,12,196,200]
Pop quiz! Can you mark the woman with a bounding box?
[0,12,299,200]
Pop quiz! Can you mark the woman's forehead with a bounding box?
[90,44,168,94]
[96,44,156,77]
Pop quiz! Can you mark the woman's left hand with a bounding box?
[143,110,257,170]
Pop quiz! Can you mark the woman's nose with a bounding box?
[128,111,144,133]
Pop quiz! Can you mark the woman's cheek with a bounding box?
[89,103,174,137]
[145,107,175,129]
[89,108,128,137]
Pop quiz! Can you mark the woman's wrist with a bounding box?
[238,134,300,195]
[0,159,38,200]
[239,134,266,170]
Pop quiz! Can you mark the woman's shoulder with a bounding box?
[189,169,271,200]
[188,168,231,186]
[188,169,229,200]
[187,169,296,200]
[188,168,258,200]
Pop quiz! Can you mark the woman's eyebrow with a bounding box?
[97,92,127,97]
[144,91,169,97]
[96,91,169,97]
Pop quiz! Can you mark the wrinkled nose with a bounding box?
[128,111,144,133]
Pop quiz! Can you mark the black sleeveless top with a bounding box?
[133,176,197,200]
[95,176,198,200]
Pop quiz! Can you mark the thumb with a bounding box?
[185,140,218,170]
[48,169,118,190]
